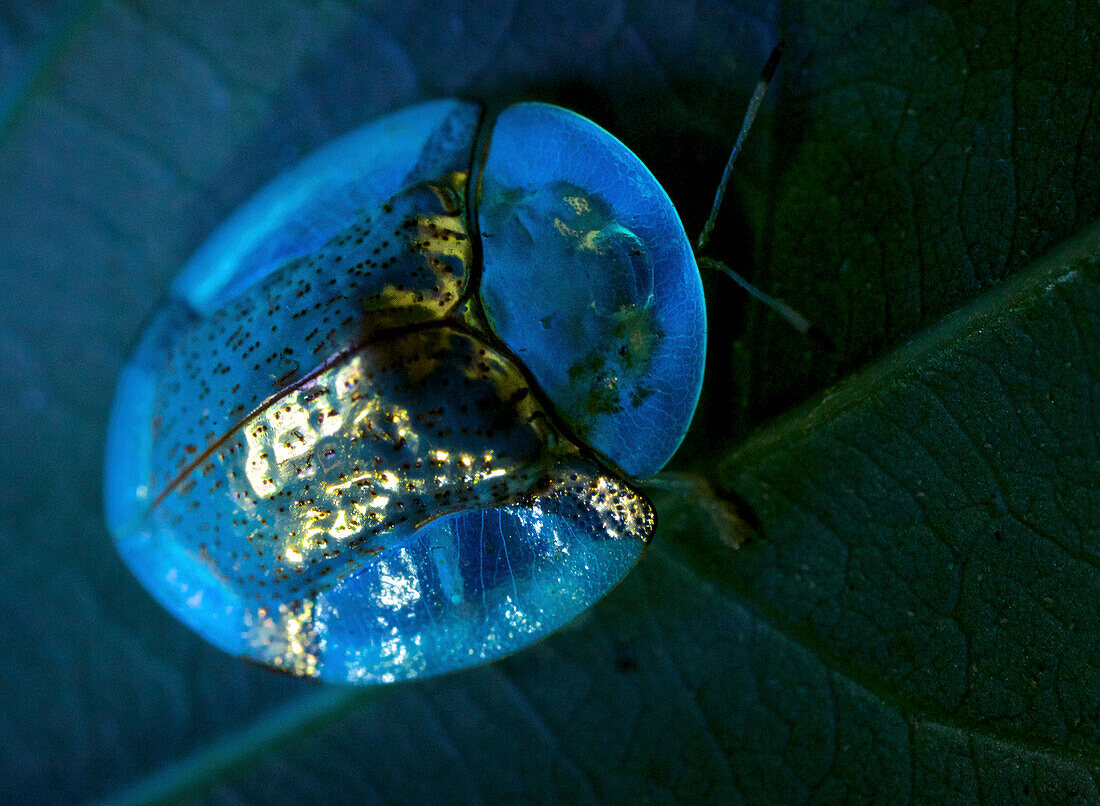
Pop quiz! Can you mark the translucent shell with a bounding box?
[105,100,701,683]
[478,104,706,479]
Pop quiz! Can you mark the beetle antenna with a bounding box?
[696,41,784,252]
[698,256,809,333]
[692,42,829,348]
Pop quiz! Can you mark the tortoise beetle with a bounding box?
[104,56,783,683]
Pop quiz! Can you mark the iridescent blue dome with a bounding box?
[104,99,703,683]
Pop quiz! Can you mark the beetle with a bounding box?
[104,46,786,684]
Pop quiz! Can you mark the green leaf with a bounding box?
[709,224,1100,803]
[2,1,1099,804]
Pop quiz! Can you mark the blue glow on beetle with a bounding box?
[104,99,705,683]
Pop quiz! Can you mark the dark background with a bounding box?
[2,1,1099,803]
